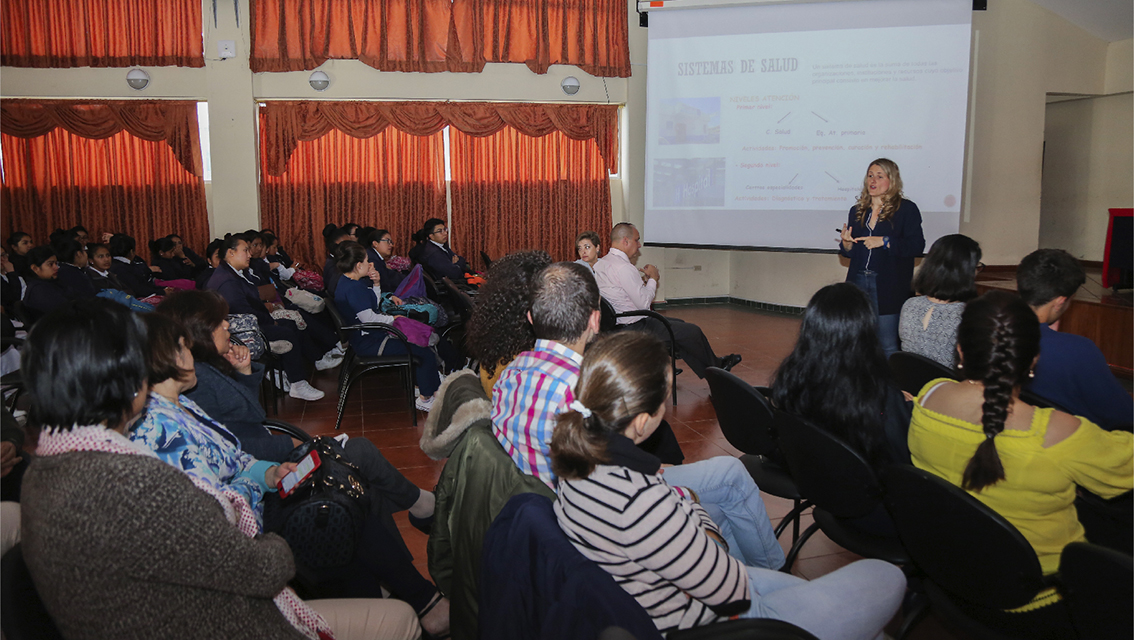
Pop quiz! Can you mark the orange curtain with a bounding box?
[1,0,204,68]
[260,100,617,176]
[259,108,447,266]
[1,129,209,263]
[452,0,631,77]
[450,126,612,271]
[250,0,630,77]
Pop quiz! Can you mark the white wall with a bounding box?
[1040,92,1134,259]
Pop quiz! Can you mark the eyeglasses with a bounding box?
[431,227,448,234]
[379,238,394,244]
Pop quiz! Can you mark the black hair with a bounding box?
[1016,249,1085,308]
[6,232,30,250]
[530,262,600,343]
[341,222,360,237]
[157,290,232,374]
[261,232,278,249]
[550,332,671,480]
[956,291,1040,491]
[48,228,66,247]
[413,218,446,245]
[356,227,377,246]
[24,299,148,432]
[86,242,109,258]
[69,225,89,235]
[141,313,194,386]
[364,228,392,250]
[54,238,86,265]
[205,239,224,263]
[771,283,892,466]
[323,224,351,253]
[912,234,982,302]
[466,250,553,377]
[108,234,136,258]
[334,241,367,275]
[149,237,177,257]
[166,233,183,242]
[25,245,57,271]
[219,234,247,265]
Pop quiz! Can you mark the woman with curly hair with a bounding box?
[838,158,925,356]
[909,290,1132,638]
[465,250,553,396]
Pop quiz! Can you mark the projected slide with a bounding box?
[645,0,972,250]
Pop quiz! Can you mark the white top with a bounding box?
[593,248,656,325]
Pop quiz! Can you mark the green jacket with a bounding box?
[427,420,556,640]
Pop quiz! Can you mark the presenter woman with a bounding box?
[839,158,924,356]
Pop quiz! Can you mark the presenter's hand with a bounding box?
[643,265,660,282]
[856,236,886,250]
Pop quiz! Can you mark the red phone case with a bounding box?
[278,450,321,498]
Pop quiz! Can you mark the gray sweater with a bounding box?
[21,450,306,639]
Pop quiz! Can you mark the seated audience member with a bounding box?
[84,242,154,313]
[261,232,297,282]
[150,236,198,281]
[594,222,741,378]
[69,225,90,248]
[207,235,340,401]
[333,242,453,412]
[1017,249,1133,430]
[22,246,69,321]
[108,233,170,300]
[323,224,353,296]
[552,331,906,638]
[167,233,208,271]
[574,230,601,274]
[413,218,474,282]
[261,228,294,268]
[6,231,33,276]
[466,251,553,396]
[341,222,361,242]
[2,406,27,503]
[365,228,407,293]
[909,290,1133,638]
[53,238,97,301]
[195,238,224,289]
[0,249,25,310]
[134,311,446,637]
[19,300,421,640]
[899,234,982,367]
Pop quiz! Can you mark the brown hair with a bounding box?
[854,158,904,225]
[550,332,671,480]
[142,313,194,386]
[156,290,232,374]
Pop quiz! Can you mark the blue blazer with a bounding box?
[57,263,96,300]
[110,258,162,298]
[367,248,405,294]
[206,263,272,325]
[184,362,293,463]
[417,241,469,281]
[838,199,924,315]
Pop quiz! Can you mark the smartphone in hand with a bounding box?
[278,450,321,498]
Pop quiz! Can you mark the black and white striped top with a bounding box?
[554,435,751,633]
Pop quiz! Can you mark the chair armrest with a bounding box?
[614,309,676,345]
[262,419,312,442]
[340,322,417,355]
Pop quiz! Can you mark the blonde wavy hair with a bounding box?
[854,158,904,225]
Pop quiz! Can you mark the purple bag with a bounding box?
[394,264,427,299]
[392,315,435,348]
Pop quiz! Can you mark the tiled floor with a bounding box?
[276,304,972,639]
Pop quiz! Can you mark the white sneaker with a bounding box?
[269,340,294,355]
[415,395,436,412]
[315,351,344,371]
[331,342,348,356]
[289,380,325,401]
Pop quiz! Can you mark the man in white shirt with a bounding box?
[594,223,740,379]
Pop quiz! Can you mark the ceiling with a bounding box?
[1025,0,1133,42]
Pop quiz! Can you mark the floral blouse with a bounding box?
[131,393,276,527]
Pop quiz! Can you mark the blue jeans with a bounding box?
[849,271,900,358]
[740,558,906,640]
[663,457,786,570]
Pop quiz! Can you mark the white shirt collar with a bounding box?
[89,267,109,277]
[429,239,446,250]
[112,256,131,264]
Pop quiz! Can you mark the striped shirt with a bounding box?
[555,435,751,633]
[491,340,583,488]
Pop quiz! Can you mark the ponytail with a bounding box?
[549,332,670,481]
[956,291,1040,492]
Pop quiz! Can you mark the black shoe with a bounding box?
[408,511,434,535]
[719,354,742,371]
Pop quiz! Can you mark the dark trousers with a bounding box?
[261,314,337,384]
[628,316,720,379]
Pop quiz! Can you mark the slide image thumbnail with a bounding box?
[658,98,721,145]
[653,158,726,207]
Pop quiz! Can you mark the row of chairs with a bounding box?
[704,364,1132,640]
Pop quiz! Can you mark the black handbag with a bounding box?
[263,436,370,569]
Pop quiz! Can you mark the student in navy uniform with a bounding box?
[412,218,472,282]
[52,238,97,301]
[22,246,69,322]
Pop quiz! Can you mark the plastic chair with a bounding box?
[599,296,678,406]
[883,464,1055,639]
[324,301,421,428]
[704,367,809,544]
[772,410,910,572]
[1060,541,1133,640]
[0,545,65,640]
[888,352,958,396]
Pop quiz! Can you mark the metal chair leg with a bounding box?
[781,521,820,573]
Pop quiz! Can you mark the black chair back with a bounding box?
[1060,541,1134,640]
[479,251,493,270]
[668,619,819,640]
[883,464,1047,610]
[0,545,65,640]
[773,411,882,519]
[598,297,619,333]
[323,298,350,344]
[441,276,476,323]
[889,352,958,396]
[704,367,781,459]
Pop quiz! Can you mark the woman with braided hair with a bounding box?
[908,290,1132,637]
